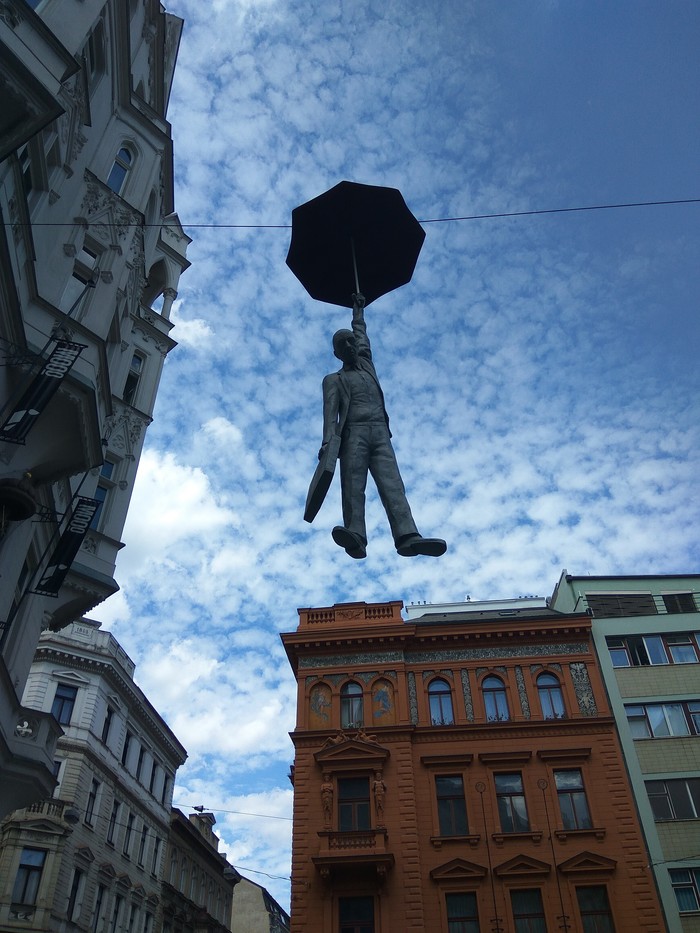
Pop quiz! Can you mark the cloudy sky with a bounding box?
[99,0,699,910]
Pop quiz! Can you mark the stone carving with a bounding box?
[570,662,598,717]
[460,669,474,721]
[515,666,531,719]
[372,772,386,827]
[408,672,418,725]
[321,773,333,828]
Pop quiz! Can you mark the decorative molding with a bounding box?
[515,666,531,719]
[570,662,598,716]
[460,669,474,721]
[408,671,418,725]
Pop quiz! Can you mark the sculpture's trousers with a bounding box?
[339,423,419,545]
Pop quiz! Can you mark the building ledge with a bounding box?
[492,831,543,846]
[554,827,606,842]
[430,834,481,849]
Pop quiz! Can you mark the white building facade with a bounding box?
[0,0,189,815]
[0,618,187,933]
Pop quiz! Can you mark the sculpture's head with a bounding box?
[333,328,357,365]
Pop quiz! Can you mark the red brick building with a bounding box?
[281,599,666,933]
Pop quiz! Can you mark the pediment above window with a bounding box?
[430,858,488,883]
[314,734,389,773]
[494,855,551,878]
[75,845,95,865]
[97,862,117,882]
[558,851,617,874]
[50,669,90,685]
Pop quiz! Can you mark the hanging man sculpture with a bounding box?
[309,294,446,560]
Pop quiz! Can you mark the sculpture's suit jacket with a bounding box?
[321,316,391,444]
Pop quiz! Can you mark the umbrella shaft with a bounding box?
[351,237,361,295]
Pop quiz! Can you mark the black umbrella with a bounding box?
[286,180,426,308]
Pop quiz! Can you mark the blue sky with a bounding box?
[99,0,700,909]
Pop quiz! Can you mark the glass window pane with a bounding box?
[643,636,668,664]
[664,704,690,736]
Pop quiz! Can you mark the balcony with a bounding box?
[313,829,394,883]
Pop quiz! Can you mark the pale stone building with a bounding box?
[0,618,187,933]
[0,0,189,815]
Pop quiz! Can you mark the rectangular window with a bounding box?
[646,778,700,820]
[101,706,114,744]
[123,352,145,407]
[67,868,83,920]
[51,684,78,725]
[121,731,132,767]
[12,848,46,906]
[338,777,370,832]
[61,244,99,313]
[138,824,148,865]
[92,885,105,933]
[670,867,700,912]
[107,800,120,844]
[626,702,698,738]
[495,772,530,832]
[161,774,171,807]
[339,896,374,933]
[123,812,134,856]
[110,895,123,933]
[85,778,100,825]
[511,889,547,933]
[576,886,615,932]
[663,593,697,614]
[127,905,139,933]
[151,837,161,876]
[149,760,158,794]
[135,746,145,781]
[143,912,153,933]
[446,892,479,933]
[554,770,592,830]
[436,775,468,835]
[606,633,700,667]
[90,460,116,530]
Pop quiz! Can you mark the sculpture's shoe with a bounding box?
[396,534,447,557]
[332,526,367,559]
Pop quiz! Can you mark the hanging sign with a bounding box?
[32,496,100,597]
[0,340,86,444]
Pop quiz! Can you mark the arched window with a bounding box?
[482,675,510,722]
[107,146,133,194]
[340,682,363,728]
[537,673,566,719]
[428,678,454,725]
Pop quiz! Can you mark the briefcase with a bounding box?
[304,434,341,523]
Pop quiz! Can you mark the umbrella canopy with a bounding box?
[286,180,426,308]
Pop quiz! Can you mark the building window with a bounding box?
[84,18,106,88]
[436,775,468,835]
[428,678,454,725]
[607,633,700,667]
[495,772,530,832]
[511,889,547,933]
[151,837,161,876]
[51,684,78,725]
[121,731,132,766]
[482,675,510,722]
[143,912,153,933]
[149,760,158,794]
[537,673,566,719]
[340,682,363,729]
[67,868,83,920]
[123,352,145,407]
[123,812,134,856]
[127,905,139,933]
[61,243,99,313]
[576,886,615,932]
[446,893,479,933]
[110,895,123,933]
[338,777,371,831]
[85,778,100,825]
[663,592,697,614]
[135,745,145,781]
[101,706,114,744]
[138,824,148,865]
[107,146,133,195]
[586,592,657,618]
[626,701,700,738]
[161,774,172,806]
[339,896,374,933]
[92,885,106,933]
[670,867,700,912]
[107,800,120,844]
[554,769,592,830]
[646,778,700,820]
[90,460,116,530]
[12,848,46,907]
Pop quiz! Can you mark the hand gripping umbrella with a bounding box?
[285,180,426,308]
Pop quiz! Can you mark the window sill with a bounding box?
[430,834,480,849]
[492,831,542,845]
[554,827,606,842]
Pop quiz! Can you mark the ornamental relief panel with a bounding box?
[408,672,418,725]
[461,669,474,721]
[515,666,531,719]
[570,662,598,716]
[409,643,587,664]
[299,651,404,669]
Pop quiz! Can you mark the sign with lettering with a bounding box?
[32,496,99,597]
[0,340,86,443]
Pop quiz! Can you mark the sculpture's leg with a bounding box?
[339,426,371,544]
[367,425,420,544]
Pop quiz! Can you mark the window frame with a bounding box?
[575,885,616,932]
[495,772,530,833]
[445,892,479,933]
[646,778,700,820]
[107,145,134,195]
[338,776,371,832]
[340,682,364,729]
[670,867,700,913]
[554,769,592,831]
[511,888,548,933]
[536,673,566,720]
[85,778,100,825]
[11,848,47,907]
[338,895,374,933]
[428,678,455,726]
[51,683,78,725]
[607,632,700,668]
[482,675,510,722]
[435,774,469,836]
[626,701,699,739]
